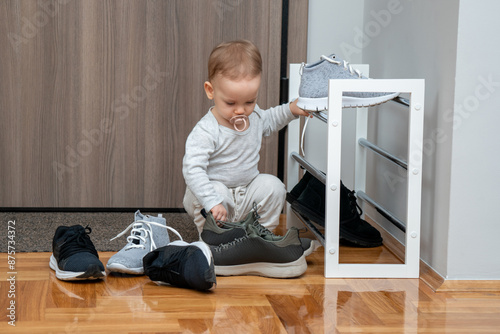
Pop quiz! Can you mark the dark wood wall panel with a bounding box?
[287,0,309,68]
[0,0,307,208]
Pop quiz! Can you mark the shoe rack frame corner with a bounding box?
[286,63,425,278]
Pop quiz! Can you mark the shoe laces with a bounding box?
[249,220,274,237]
[320,55,363,78]
[213,235,248,251]
[215,202,261,229]
[246,206,277,239]
[347,190,363,217]
[59,226,98,261]
[237,203,275,238]
[110,220,183,252]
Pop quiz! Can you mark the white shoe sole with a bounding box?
[168,240,214,266]
[297,92,399,111]
[106,262,144,275]
[50,254,106,281]
[214,254,307,278]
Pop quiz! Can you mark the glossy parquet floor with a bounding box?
[2,228,500,333]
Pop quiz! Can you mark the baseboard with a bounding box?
[419,261,445,292]
[435,280,500,292]
[365,215,499,293]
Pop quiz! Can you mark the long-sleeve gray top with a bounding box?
[182,103,296,211]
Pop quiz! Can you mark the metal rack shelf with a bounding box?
[286,67,424,278]
[290,152,326,184]
[358,138,408,170]
[356,191,406,233]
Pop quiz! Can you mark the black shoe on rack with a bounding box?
[290,174,383,248]
[339,183,383,247]
[286,171,314,204]
[291,175,326,226]
[49,225,106,281]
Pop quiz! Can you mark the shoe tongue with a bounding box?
[135,210,145,221]
[64,225,86,239]
[246,228,259,238]
[132,232,141,245]
[131,223,146,245]
[69,225,85,233]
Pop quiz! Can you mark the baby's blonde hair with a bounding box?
[207,40,262,82]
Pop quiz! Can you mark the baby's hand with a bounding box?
[289,99,312,118]
[210,204,227,223]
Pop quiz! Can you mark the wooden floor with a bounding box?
[2,230,500,333]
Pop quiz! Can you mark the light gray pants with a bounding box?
[183,174,286,235]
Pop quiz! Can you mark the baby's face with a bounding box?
[205,74,261,130]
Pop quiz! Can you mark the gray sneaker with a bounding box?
[210,227,307,278]
[246,222,320,257]
[106,210,182,275]
[297,54,399,110]
[201,206,319,256]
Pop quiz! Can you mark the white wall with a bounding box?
[362,0,460,278]
[306,0,500,279]
[446,0,500,279]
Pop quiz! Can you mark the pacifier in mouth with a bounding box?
[230,115,248,132]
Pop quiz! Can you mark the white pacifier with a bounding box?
[230,115,248,132]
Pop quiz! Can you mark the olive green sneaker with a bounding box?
[210,227,307,278]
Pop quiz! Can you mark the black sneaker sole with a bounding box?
[339,229,383,248]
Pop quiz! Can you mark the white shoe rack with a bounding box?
[286,63,425,278]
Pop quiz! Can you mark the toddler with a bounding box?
[182,40,309,235]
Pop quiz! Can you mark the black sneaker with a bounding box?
[210,227,307,278]
[143,240,216,291]
[49,225,106,281]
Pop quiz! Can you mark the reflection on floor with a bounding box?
[1,229,499,333]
